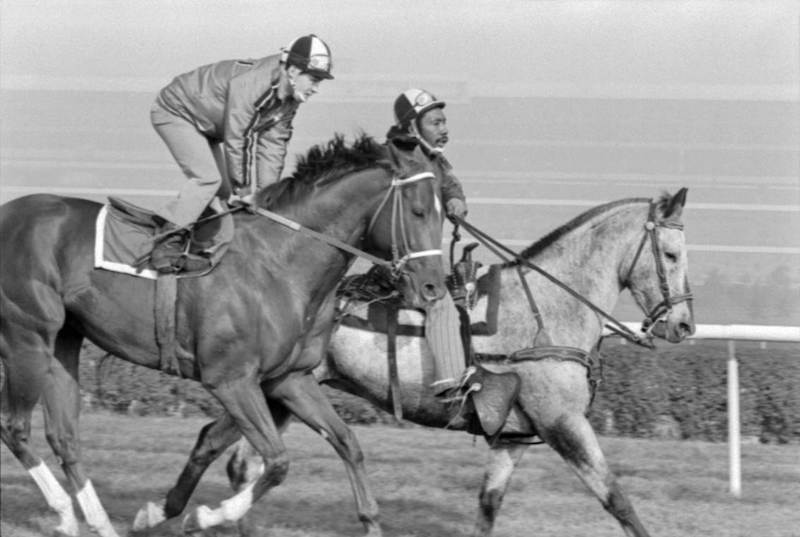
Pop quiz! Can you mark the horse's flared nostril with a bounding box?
[422,282,444,302]
[680,321,695,336]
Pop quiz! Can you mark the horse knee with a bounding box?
[2,418,34,460]
[191,421,236,467]
[44,431,80,466]
[262,453,290,487]
[226,451,263,491]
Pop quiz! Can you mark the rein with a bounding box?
[453,215,657,348]
[254,171,441,276]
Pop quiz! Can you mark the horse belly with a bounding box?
[326,325,451,423]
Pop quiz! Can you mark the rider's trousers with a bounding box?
[151,100,226,227]
[425,292,466,387]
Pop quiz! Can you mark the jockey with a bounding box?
[386,88,469,400]
[149,34,334,272]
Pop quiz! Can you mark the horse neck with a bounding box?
[515,202,649,348]
[249,168,391,293]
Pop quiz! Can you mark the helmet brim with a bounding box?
[306,69,334,80]
[417,101,445,118]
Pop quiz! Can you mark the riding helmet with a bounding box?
[394,88,446,128]
[282,34,334,80]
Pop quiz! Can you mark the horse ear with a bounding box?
[664,187,688,220]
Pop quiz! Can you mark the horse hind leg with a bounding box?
[538,412,650,537]
[41,327,120,537]
[473,442,528,537]
[1,340,80,537]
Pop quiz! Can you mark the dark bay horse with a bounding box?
[228,189,694,536]
[0,134,446,537]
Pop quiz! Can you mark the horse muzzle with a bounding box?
[397,273,446,307]
[649,306,695,343]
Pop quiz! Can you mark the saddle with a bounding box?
[336,243,520,439]
[95,197,234,279]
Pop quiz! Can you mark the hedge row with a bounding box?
[72,340,799,443]
[588,340,800,443]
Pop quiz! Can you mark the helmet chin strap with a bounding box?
[410,122,443,155]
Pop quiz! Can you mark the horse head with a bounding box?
[268,133,447,309]
[364,169,446,308]
[623,187,695,343]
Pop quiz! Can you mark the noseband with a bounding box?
[624,201,693,334]
[367,171,442,277]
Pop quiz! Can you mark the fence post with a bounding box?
[727,339,741,498]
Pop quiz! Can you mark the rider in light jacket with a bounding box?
[150,34,334,272]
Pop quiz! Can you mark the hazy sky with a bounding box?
[1,0,797,98]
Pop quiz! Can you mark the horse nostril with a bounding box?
[680,322,694,336]
[423,283,442,301]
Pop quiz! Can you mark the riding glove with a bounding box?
[446,198,468,220]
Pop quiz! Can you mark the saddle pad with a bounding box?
[338,264,502,337]
[95,205,161,279]
[94,204,234,280]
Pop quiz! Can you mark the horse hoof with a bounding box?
[132,501,166,532]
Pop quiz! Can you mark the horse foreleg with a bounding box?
[268,372,382,537]
[181,380,289,534]
[540,413,650,537]
[42,330,120,537]
[131,412,242,532]
[473,442,528,537]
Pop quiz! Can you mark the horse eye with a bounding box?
[412,207,425,217]
[664,252,678,263]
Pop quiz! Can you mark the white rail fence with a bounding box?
[606,322,800,498]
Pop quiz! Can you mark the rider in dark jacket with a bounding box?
[386,89,469,398]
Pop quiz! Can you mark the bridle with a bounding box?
[623,200,693,336]
[367,171,442,278]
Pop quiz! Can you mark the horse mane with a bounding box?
[506,194,673,266]
[257,132,391,208]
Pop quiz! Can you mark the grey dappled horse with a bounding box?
[0,135,446,537]
[228,189,694,537]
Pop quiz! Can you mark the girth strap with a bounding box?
[385,304,403,422]
[155,274,181,376]
[510,345,592,369]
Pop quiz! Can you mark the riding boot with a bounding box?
[151,230,188,273]
[151,227,212,274]
[435,367,479,429]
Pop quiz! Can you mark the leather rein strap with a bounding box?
[453,215,656,348]
[254,171,442,276]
